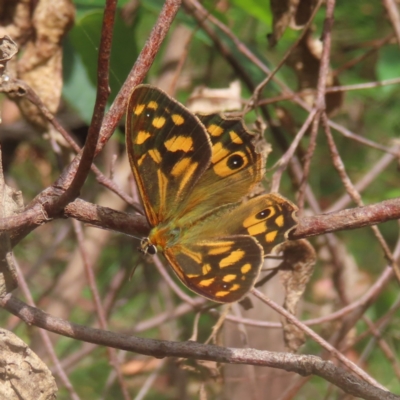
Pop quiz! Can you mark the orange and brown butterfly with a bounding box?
[126,85,298,303]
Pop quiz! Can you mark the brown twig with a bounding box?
[251,288,384,390]
[51,0,116,213]
[381,0,400,48]
[322,113,400,282]
[1,194,400,248]
[326,147,400,212]
[97,0,183,148]
[297,115,320,213]
[248,0,323,113]
[72,219,131,400]
[0,294,398,400]
[334,33,395,76]
[291,197,400,239]
[297,0,335,212]
[0,0,183,246]
[271,109,317,192]
[1,76,138,208]
[13,259,80,400]
[1,195,399,247]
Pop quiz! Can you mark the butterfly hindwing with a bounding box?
[126,85,212,225]
[222,193,299,255]
[164,236,263,302]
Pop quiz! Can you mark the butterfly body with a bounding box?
[127,85,298,302]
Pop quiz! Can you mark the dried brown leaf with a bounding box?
[121,357,162,375]
[292,0,319,28]
[268,0,319,46]
[0,151,22,296]
[1,0,75,130]
[0,328,57,399]
[278,239,316,352]
[287,29,344,115]
[187,81,242,114]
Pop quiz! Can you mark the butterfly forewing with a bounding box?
[126,85,212,225]
[164,236,263,302]
[177,114,265,224]
[198,114,264,188]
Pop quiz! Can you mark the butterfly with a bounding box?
[126,85,298,303]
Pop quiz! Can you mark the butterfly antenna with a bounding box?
[255,268,279,287]
[256,254,285,287]
[82,223,144,242]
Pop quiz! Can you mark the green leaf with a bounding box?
[63,37,97,123]
[231,0,270,25]
[376,45,400,94]
[64,10,139,122]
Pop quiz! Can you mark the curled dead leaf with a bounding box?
[278,239,316,352]
[268,0,319,46]
[287,29,344,115]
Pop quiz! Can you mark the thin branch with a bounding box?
[51,0,116,212]
[72,219,131,400]
[0,0,183,246]
[381,0,400,47]
[251,289,384,390]
[1,195,400,248]
[1,294,398,400]
[97,0,183,148]
[248,0,323,112]
[271,109,317,192]
[291,197,400,239]
[322,112,400,282]
[13,260,80,400]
